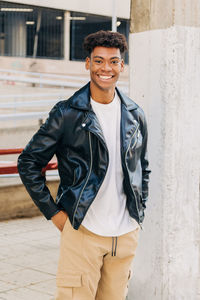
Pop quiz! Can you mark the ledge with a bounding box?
[0,180,59,221]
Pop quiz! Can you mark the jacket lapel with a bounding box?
[120,103,139,154]
[70,82,107,147]
[116,88,139,154]
[83,110,107,148]
[70,82,139,152]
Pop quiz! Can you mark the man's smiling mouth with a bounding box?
[98,75,113,80]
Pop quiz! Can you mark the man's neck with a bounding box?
[90,83,115,104]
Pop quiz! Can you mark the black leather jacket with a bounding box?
[18,83,151,229]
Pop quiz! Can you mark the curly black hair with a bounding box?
[83,30,128,56]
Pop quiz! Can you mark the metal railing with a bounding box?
[0,68,129,93]
[0,148,58,178]
[0,68,89,88]
[0,95,68,122]
[0,69,129,123]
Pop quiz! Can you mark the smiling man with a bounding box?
[85,46,124,102]
[18,30,150,300]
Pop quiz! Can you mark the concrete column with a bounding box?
[128,1,200,299]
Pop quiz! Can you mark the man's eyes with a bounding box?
[94,60,103,64]
[94,60,120,65]
[111,60,120,64]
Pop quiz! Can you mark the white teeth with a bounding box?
[99,75,112,79]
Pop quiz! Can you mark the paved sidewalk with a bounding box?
[0,216,60,300]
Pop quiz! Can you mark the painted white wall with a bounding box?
[1,0,130,19]
[128,26,200,299]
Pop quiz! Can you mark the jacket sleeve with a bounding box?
[17,103,64,220]
[138,108,151,209]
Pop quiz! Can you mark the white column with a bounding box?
[128,5,200,300]
[112,0,117,32]
[64,11,70,61]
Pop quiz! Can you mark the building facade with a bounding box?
[0,0,130,75]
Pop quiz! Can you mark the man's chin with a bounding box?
[94,82,116,92]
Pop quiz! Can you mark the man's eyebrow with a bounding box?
[110,56,121,60]
[93,56,121,59]
[93,56,104,59]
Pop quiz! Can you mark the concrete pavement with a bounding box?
[0,216,60,300]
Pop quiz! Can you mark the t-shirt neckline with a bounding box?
[91,93,118,108]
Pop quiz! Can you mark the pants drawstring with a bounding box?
[111,237,118,257]
[114,237,118,256]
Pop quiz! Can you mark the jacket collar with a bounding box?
[70,82,138,111]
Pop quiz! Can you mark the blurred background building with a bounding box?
[0,0,130,74]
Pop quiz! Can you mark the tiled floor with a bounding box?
[0,216,60,300]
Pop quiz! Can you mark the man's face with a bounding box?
[85,46,124,92]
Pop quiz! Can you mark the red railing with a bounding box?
[0,148,58,175]
[0,148,24,155]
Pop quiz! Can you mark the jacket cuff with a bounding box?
[40,198,61,220]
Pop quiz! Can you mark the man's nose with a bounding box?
[102,61,112,71]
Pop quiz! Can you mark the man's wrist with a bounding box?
[51,210,68,232]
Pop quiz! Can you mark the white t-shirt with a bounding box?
[82,93,139,236]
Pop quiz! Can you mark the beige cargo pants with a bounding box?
[55,218,139,300]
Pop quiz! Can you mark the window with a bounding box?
[70,12,129,63]
[0,2,130,63]
[0,1,64,59]
[117,18,130,64]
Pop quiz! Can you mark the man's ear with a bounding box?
[120,59,124,72]
[85,57,90,70]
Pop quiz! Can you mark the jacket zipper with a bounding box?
[72,131,93,227]
[56,192,63,203]
[124,125,143,229]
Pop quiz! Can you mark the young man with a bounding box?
[18,30,150,300]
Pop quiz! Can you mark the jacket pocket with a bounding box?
[56,187,69,204]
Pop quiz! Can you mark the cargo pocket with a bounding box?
[56,273,82,300]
